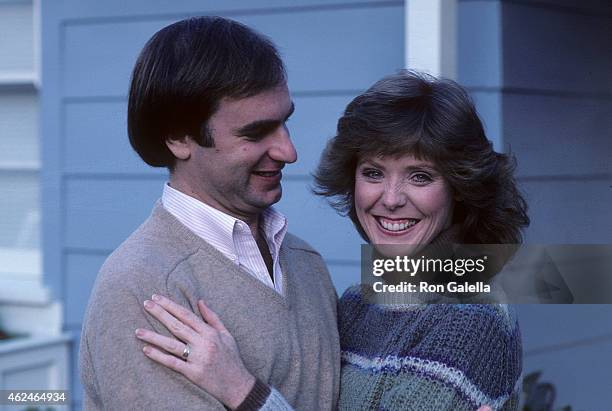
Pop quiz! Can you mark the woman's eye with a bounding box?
[411,173,432,184]
[361,168,383,179]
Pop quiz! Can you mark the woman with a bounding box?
[135,70,528,410]
[313,70,527,410]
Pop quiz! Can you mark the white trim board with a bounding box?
[405,0,457,79]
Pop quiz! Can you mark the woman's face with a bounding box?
[355,154,454,251]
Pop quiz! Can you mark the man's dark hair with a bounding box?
[314,70,529,244]
[128,16,287,168]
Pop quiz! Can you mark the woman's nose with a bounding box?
[381,184,407,210]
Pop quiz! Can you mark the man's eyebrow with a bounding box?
[234,102,295,136]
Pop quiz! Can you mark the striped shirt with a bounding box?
[161,183,287,295]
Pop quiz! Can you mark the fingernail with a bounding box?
[152,294,161,302]
[144,300,154,309]
[143,345,150,354]
[135,329,143,337]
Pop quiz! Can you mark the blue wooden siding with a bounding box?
[501,1,612,245]
[41,2,404,409]
[458,1,612,409]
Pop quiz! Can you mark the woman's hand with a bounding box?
[135,295,255,409]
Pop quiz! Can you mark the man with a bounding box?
[79,16,340,410]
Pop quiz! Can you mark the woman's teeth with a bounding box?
[379,218,419,232]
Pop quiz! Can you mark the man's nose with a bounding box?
[381,184,407,210]
[268,125,297,164]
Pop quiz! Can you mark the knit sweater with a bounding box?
[337,286,522,410]
[79,202,340,410]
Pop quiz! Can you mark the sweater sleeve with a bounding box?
[234,378,270,411]
[259,388,295,411]
[79,261,226,410]
[234,379,294,411]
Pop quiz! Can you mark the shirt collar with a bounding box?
[162,183,288,253]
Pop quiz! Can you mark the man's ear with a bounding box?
[165,136,192,160]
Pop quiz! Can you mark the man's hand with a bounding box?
[135,295,255,409]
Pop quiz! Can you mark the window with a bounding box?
[0,0,44,303]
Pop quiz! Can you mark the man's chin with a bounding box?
[249,188,282,209]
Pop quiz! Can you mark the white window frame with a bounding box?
[0,0,60,335]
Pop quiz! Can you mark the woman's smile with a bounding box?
[355,154,454,249]
[374,216,421,235]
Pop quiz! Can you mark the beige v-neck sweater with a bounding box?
[79,202,340,410]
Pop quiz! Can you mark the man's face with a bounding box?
[173,84,297,220]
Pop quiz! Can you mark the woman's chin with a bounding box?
[367,223,433,256]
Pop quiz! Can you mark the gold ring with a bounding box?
[182,344,190,360]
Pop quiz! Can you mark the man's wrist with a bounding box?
[232,377,270,411]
